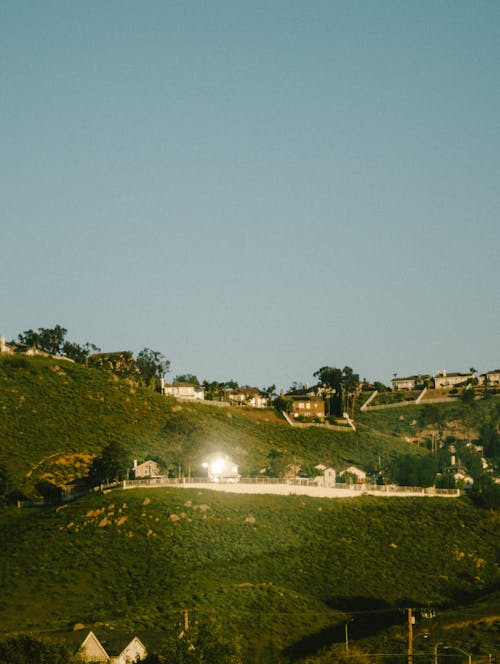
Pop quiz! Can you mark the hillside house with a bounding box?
[0,336,14,354]
[203,455,240,482]
[228,388,268,408]
[434,370,475,389]
[77,631,147,663]
[453,471,474,488]
[132,459,161,479]
[313,467,337,487]
[484,369,500,386]
[392,374,431,391]
[338,465,366,484]
[161,380,205,401]
[289,395,325,421]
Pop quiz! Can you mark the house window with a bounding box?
[306,403,310,409]
[298,403,304,409]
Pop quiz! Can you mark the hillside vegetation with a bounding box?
[0,488,498,662]
[0,356,426,495]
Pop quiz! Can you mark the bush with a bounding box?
[0,634,78,664]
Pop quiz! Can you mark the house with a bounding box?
[132,459,161,478]
[453,471,474,488]
[203,455,240,483]
[161,380,205,401]
[78,631,109,662]
[0,336,14,354]
[313,467,337,487]
[228,388,268,408]
[391,374,431,391]
[77,630,147,663]
[289,395,325,420]
[434,370,475,389]
[338,465,366,484]
[484,369,500,386]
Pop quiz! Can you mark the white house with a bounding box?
[313,467,336,487]
[110,636,148,664]
[228,389,268,408]
[203,455,240,483]
[434,370,475,389]
[132,459,161,478]
[484,369,500,386]
[0,336,14,354]
[161,380,205,401]
[338,465,366,484]
[391,375,431,391]
[77,631,147,663]
[78,631,109,662]
[454,471,474,488]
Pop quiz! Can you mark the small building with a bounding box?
[313,467,337,487]
[0,336,14,354]
[338,465,366,484]
[391,374,431,391]
[484,369,500,386]
[228,388,268,408]
[289,395,325,421]
[434,370,475,389]
[203,455,240,483]
[161,381,205,401]
[132,459,161,479]
[77,631,147,664]
[453,471,474,488]
[78,631,109,662]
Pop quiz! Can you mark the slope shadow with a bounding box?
[282,596,405,661]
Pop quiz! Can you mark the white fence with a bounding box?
[119,477,461,499]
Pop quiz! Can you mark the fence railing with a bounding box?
[120,477,461,496]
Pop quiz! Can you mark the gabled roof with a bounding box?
[77,630,109,660]
[77,630,147,661]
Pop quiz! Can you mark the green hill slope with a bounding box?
[0,488,498,661]
[0,356,425,494]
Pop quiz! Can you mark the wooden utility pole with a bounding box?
[408,608,413,664]
[184,609,189,632]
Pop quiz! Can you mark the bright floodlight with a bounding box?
[211,458,225,474]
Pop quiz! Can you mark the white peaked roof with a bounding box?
[78,631,109,662]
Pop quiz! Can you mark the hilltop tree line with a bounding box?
[10,325,170,388]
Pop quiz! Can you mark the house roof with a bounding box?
[435,372,472,378]
[392,374,430,382]
[80,631,146,658]
[289,394,324,402]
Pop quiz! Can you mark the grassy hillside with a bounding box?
[0,356,425,494]
[0,488,498,661]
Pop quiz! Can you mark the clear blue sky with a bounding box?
[2,1,499,389]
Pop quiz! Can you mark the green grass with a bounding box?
[0,356,424,494]
[0,489,497,661]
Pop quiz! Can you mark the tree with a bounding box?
[62,340,101,363]
[313,366,360,416]
[262,384,277,403]
[88,441,131,485]
[386,453,439,487]
[18,324,67,354]
[35,480,63,503]
[174,374,199,385]
[0,634,78,664]
[136,347,170,387]
[0,465,12,504]
[87,351,137,378]
[142,618,242,664]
